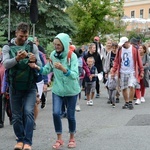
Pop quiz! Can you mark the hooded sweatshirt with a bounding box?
[40,33,80,96]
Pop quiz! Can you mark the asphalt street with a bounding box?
[1,82,150,150]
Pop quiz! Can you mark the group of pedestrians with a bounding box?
[0,21,150,150]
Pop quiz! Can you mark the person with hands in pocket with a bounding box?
[29,33,80,149]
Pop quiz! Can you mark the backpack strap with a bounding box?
[67,50,73,66]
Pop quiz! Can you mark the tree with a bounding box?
[67,0,125,44]
[0,27,7,47]
[0,0,76,49]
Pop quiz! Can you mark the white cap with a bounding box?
[118,37,129,46]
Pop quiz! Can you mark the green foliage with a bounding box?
[0,0,76,50]
[67,0,125,44]
[46,42,54,57]
[0,27,7,47]
[127,30,148,43]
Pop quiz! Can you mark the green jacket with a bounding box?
[40,33,80,96]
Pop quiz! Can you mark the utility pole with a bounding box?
[118,0,122,40]
[8,0,11,43]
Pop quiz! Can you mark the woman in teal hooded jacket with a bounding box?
[29,33,80,149]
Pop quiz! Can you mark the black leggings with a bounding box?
[96,77,100,94]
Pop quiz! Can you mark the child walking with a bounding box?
[84,57,97,106]
[74,47,91,111]
[105,74,118,108]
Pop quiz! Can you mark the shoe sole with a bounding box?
[135,103,140,105]
[76,110,80,112]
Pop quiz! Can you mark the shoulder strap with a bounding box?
[67,50,73,66]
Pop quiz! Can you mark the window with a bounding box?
[131,11,135,18]
[140,9,143,18]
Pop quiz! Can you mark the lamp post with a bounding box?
[8,0,11,43]
[118,13,121,40]
[118,0,122,40]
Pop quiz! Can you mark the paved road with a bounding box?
[1,83,150,150]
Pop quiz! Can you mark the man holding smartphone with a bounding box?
[2,22,41,150]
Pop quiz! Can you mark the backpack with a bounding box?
[67,49,84,76]
[7,42,37,90]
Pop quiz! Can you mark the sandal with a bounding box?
[14,142,24,150]
[52,140,64,149]
[23,144,32,150]
[68,139,76,148]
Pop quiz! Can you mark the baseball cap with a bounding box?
[118,37,129,46]
[94,36,100,41]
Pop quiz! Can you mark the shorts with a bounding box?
[85,81,96,94]
[120,73,137,90]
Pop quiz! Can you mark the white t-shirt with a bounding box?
[120,45,135,74]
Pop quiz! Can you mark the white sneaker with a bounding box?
[135,99,141,105]
[87,101,90,106]
[141,97,145,103]
[75,104,81,111]
[89,100,93,106]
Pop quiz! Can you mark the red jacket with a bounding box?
[111,45,144,82]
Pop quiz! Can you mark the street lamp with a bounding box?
[8,0,11,43]
[118,0,122,40]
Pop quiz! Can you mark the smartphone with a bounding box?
[18,50,24,53]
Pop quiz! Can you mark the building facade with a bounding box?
[111,0,150,33]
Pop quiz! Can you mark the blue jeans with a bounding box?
[52,93,78,134]
[9,85,36,145]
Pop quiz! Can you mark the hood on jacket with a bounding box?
[10,38,29,45]
[54,33,70,58]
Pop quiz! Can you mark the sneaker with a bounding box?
[112,103,115,108]
[33,122,36,130]
[108,100,113,104]
[41,102,46,109]
[87,101,90,106]
[0,123,4,128]
[135,99,141,105]
[89,100,93,106]
[96,94,100,98]
[128,103,134,110]
[116,98,119,103]
[75,104,81,112]
[122,103,129,109]
[107,100,111,104]
[141,97,145,103]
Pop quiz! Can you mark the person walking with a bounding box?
[105,74,118,108]
[2,22,41,150]
[111,37,144,110]
[135,44,150,104]
[104,42,120,103]
[29,33,80,149]
[83,43,103,98]
[84,57,97,106]
[0,51,5,128]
